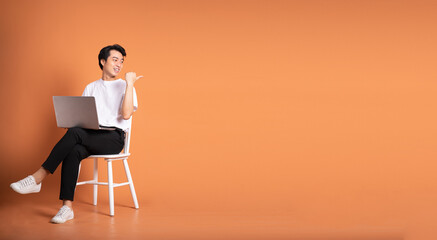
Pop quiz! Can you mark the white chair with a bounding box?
[77,127,139,216]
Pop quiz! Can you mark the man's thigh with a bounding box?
[82,129,124,155]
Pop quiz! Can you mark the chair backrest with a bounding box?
[123,126,132,154]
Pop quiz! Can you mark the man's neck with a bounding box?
[101,73,118,81]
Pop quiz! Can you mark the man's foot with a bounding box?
[51,205,74,224]
[10,175,41,194]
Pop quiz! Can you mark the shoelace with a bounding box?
[18,177,35,189]
[55,207,70,218]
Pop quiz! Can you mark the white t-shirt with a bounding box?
[82,79,138,131]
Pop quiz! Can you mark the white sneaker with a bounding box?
[10,175,41,194]
[51,205,74,224]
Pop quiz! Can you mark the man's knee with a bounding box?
[67,127,84,135]
[66,128,87,141]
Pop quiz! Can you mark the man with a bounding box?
[10,44,141,223]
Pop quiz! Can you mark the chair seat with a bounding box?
[89,153,131,159]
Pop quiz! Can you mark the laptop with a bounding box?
[53,96,116,130]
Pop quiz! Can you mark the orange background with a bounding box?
[1,0,437,239]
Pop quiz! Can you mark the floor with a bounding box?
[0,191,404,240]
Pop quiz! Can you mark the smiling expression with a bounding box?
[101,50,124,79]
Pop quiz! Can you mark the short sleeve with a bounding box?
[82,85,90,96]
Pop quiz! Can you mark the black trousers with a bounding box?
[42,127,125,201]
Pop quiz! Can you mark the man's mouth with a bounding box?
[114,68,120,73]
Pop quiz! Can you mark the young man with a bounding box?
[10,44,142,223]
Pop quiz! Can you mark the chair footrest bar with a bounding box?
[113,182,130,187]
[77,181,130,187]
[77,180,97,185]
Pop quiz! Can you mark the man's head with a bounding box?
[98,44,126,78]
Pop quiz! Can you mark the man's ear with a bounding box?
[100,59,106,67]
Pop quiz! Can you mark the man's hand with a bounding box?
[125,72,143,86]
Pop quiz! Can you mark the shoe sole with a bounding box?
[10,184,41,194]
[51,215,74,224]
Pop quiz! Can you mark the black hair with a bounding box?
[98,44,126,70]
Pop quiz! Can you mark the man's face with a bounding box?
[101,50,124,78]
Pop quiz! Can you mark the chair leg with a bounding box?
[107,161,115,216]
[122,159,139,209]
[78,163,82,176]
[93,158,98,206]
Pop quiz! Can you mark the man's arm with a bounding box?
[122,72,142,120]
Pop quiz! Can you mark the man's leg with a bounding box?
[82,129,125,155]
[13,128,124,197]
[59,144,90,201]
[42,127,88,174]
[50,129,123,224]
[11,128,89,194]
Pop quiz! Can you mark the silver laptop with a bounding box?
[53,96,115,130]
